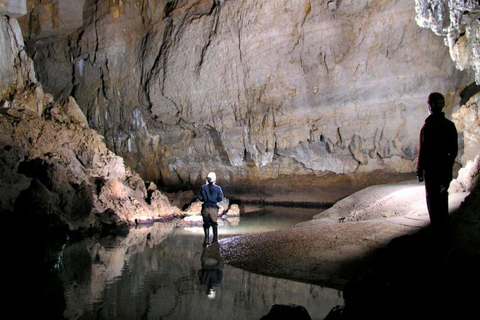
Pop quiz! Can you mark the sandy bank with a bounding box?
[218,180,469,290]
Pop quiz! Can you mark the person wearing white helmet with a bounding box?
[198,172,224,246]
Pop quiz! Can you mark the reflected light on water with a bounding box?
[60,206,343,320]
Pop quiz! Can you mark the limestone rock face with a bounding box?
[450,92,480,192]
[0,6,181,232]
[19,1,473,196]
[0,14,35,100]
[0,85,181,231]
[453,92,480,165]
[415,0,480,83]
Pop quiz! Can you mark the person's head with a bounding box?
[206,172,216,184]
[427,92,445,114]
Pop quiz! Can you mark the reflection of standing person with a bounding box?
[198,172,224,246]
[198,242,224,299]
[416,92,458,228]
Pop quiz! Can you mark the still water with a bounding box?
[59,206,343,319]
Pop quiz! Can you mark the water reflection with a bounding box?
[58,206,343,319]
[199,243,224,299]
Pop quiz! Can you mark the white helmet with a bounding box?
[206,172,216,183]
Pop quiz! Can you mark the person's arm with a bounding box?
[417,127,425,182]
[198,186,205,202]
[216,186,224,202]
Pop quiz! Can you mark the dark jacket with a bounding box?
[198,183,223,209]
[417,112,458,182]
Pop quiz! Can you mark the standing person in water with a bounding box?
[417,92,458,229]
[198,172,224,246]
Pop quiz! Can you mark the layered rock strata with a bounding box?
[18,0,474,200]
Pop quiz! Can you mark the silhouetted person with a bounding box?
[198,172,224,246]
[198,242,224,299]
[417,92,458,228]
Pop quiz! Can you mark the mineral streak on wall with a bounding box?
[18,0,474,191]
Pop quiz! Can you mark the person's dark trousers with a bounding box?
[212,225,218,242]
[203,225,210,246]
[425,173,450,228]
[203,216,212,246]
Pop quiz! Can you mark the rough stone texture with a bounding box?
[449,91,480,192]
[18,0,474,199]
[450,153,480,192]
[415,0,480,83]
[0,9,183,231]
[18,0,85,39]
[453,91,480,165]
[0,13,36,101]
[0,85,181,231]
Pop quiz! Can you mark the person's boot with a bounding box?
[203,227,210,247]
[212,226,218,243]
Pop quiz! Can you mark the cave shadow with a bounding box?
[326,219,480,320]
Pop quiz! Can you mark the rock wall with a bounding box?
[0,4,35,101]
[415,0,480,83]
[18,0,475,198]
[0,3,180,233]
[0,85,180,231]
[451,92,480,192]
